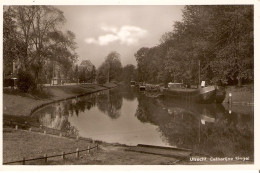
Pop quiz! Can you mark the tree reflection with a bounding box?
[67,95,97,116]
[119,86,138,101]
[199,111,254,158]
[35,93,99,135]
[134,94,254,158]
[135,94,153,123]
[96,89,123,119]
[33,86,253,159]
[37,102,79,136]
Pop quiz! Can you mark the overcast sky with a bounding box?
[56,5,184,67]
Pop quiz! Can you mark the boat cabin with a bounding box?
[168,82,184,89]
[130,81,136,86]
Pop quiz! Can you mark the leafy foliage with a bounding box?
[3,6,78,88]
[135,5,253,86]
[120,64,137,84]
[97,62,109,85]
[17,70,36,93]
[97,51,122,84]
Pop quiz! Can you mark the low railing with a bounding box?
[3,120,99,165]
[4,145,98,165]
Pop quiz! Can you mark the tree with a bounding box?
[78,68,87,83]
[211,6,253,86]
[171,5,253,85]
[90,66,96,83]
[121,64,136,84]
[3,7,25,77]
[135,47,150,82]
[134,5,253,86]
[96,62,109,85]
[17,69,36,92]
[104,51,122,82]
[7,6,77,84]
[74,65,79,82]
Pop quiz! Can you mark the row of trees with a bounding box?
[135,5,253,86]
[3,6,78,91]
[74,65,96,83]
[3,6,135,90]
[96,51,138,85]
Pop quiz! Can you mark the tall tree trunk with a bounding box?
[238,78,242,87]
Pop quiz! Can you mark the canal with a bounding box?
[32,86,254,160]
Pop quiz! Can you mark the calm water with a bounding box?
[32,86,254,159]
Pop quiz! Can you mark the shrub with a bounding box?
[17,70,36,93]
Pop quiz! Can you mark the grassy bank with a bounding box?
[3,128,179,165]
[4,128,251,165]
[223,84,254,104]
[3,83,117,117]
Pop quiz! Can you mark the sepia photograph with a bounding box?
[2,2,256,167]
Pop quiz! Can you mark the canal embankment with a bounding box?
[3,127,180,165]
[223,84,254,105]
[3,82,118,117]
[3,83,253,118]
[3,83,254,165]
[3,126,252,165]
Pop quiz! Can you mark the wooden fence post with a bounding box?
[22,157,25,165]
[87,146,90,154]
[44,130,46,135]
[44,154,47,163]
[15,125,18,130]
[62,152,65,160]
[228,93,232,104]
[228,93,232,114]
[76,148,79,158]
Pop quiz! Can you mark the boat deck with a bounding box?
[167,88,197,92]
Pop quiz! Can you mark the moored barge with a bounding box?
[163,83,225,104]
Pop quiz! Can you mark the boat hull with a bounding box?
[139,86,146,91]
[163,86,217,104]
[215,86,226,103]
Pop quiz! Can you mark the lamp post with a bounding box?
[12,60,15,77]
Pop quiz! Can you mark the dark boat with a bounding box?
[136,82,146,91]
[139,85,146,91]
[215,86,226,103]
[163,83,225,104]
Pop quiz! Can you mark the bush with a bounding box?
[17,70,36,93]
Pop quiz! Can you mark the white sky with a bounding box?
[56,5,184,67]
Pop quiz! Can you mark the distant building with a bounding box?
[51,61,68,85]
[3,59,20,88]
[3,59,20,79]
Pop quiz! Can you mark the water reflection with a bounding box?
[135,93,253,158]
[32,86,253,159]
[36,102,80,136]
[96,89,123,119]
